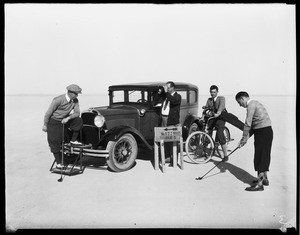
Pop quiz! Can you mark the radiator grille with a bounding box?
[82,112,96,126]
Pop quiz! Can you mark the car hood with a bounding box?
[87,105,143,116]
[83,104,146,130]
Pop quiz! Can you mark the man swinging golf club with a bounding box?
[196,90,272,189]
[42,84,83,169]
[236,91,273,192]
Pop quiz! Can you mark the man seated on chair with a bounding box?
[200,85,244,161]
[42,84,83,168]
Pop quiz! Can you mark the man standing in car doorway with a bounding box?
[161,81,182,127]
[160,81,182,164]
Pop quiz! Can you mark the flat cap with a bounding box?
[66,84,82,94]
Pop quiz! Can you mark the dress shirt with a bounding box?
[161,99,170,116]
[161,91,175,116]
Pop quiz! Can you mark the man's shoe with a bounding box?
[222,155,228,162]
[70,140,83,145]
[262,178,269,186]
[252,178,269,186]
[56,163,63,169]
[252,179,258,184]
[245,184,264,191]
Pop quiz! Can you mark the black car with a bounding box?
[79,82,201,172]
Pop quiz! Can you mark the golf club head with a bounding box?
[195,176,203,180]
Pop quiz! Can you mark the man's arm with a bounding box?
[204,99,211,109]
[69,101,80,119]
[214,96,226,117]
[200,99,210,119]
[43,98,60,131]
[61,100,80,124]
[166,93,181,106]
[239,102,255,147]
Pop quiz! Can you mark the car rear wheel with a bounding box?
[106,133,138,172]
[188,122,200,136]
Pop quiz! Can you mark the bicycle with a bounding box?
[185,108,233,164]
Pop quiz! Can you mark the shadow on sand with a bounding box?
[202,156,257,186]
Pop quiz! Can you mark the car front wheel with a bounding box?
[106,133,138,172]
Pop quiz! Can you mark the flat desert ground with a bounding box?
[5,94,297,231]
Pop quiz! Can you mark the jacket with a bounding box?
[165,92,181,125]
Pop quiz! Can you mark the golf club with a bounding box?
[58,123,65,182]
[195,146,240,180]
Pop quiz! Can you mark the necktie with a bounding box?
[212,99,216,111]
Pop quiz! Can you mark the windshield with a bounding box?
[110,90,150,104]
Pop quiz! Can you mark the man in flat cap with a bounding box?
[42,84,83,168]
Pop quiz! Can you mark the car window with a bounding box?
[112,90,125,103]
[189,89,197,104]
[128,90,149,102]
[177,90,187,105]
[111,90,149,103]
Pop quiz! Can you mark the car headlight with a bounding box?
[139,109,146,116]
[94,115,105,128]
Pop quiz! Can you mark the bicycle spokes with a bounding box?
[185,131,215,164]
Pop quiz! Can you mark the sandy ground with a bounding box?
[5,95,297,231]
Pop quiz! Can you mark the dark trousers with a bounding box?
[253,126,273,172]
[47,117,83,163]
[219,111,244,131]
[208,118,226,145]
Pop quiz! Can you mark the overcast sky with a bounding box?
[5,3,296,96]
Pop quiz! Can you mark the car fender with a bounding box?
[96,125,153,150]
[182,114,202,140]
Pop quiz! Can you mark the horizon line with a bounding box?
[4,93,297,97]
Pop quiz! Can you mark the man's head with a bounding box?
[66,84,82,100]
[235,91,250,108]
[157,86,165,95]
[209,85,219,99]
[166,81,176,94]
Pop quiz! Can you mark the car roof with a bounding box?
[109,82,198,91]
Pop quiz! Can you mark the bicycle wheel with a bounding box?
[216,126,231,157]
[185,131,215,164]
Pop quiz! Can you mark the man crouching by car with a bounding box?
[42,84,83,168]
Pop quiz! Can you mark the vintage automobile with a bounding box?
[78,82,202,172]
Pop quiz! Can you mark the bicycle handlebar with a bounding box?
[207,117,215,122]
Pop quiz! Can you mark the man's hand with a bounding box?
[213,112,221,118]
[42,125,47,132]
[238,138,247,148]
[199,117,205,123]
[61,117,70,124]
